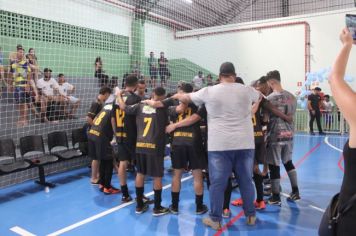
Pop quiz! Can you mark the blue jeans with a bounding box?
[208,149,255,222]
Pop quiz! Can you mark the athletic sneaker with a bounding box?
[169,205,179,214]
[231,198,243,206]
[246,215,257,226]
[122,195,133,203]
[267,195,281,206]
[109,185,121,192]
[153,206,169,216]
[196,204,209,215]
[263,189,272,196]
[135,195,154,204]
[143,195,154,204]
[135,203,149,214]
[222,208,231,218]
[202,217,222,230]
[91,180,100,185]
[287,192,301,202]
[103,187,120,195]
[255,200,266,210]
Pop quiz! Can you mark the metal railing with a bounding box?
[294,109,349,134]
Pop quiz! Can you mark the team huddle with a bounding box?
[85,62,300,230]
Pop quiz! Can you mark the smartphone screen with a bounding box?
[346,14,356,40]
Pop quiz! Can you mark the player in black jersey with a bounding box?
[118,87,183,216]
[146,83,208,215]
[88,103,120,195]
[111,74,141,202]
[86,86,112,185]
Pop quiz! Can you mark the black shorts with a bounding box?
[88,137,113,161]
[171,145,206,170]
[136,153,164,177]
[255,142,267,165]
[116,143,135,162]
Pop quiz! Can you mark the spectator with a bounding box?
[158,52,169,87]
[136,79,150,99]
[121,72,129,89]
[206,74,213,86]
[319,28,356,236]
[193,71,205,90]
[323,94,334,131]
[148,52,158,88]
[36,68,60,122]
[86,86,112,185]
[173,62,259,229]
[9,45,33,126]
[94,57,108,87]
[26,48,39,82]
[57,73,80,119]
[308,87,325,135]
[8,44,26,91]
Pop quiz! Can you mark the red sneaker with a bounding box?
[255,200,266,210]
[231,198,243,206]
[103,187,120,195]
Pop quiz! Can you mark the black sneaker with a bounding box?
[143,195,154,204]
[122,195,133,203]
[169,205,179,214]
[267,195,281,206]
[310,131,315,135]
[263,189,272,196]
[196,204,209,215]
[135,203,149,214]
[287,192,301,202]
[319,132,326,135]
[153,206,169,216]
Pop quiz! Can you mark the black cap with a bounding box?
[44,68,52,72]
[219,62,236,76]
[314,87,321,91]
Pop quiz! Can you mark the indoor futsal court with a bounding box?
[1,1,356,236]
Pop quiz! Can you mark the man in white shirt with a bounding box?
[173,62,259,229]
[58,73,80,119]
[323,95,334,130]
[192,71,205,90]
[36,68,60,122]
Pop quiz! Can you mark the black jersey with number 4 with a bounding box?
[125,98,175,156]
[88,104,114,140]
[112,91,141,145]
[253,102,265,144]
[170,103,203,147]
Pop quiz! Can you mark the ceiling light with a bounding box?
[182,0,193,4]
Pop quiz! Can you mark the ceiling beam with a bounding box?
[154,4,210,27]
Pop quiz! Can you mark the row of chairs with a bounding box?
[0,128,88,188]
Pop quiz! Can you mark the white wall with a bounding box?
[144,21,175,58]
[172,8,356,94]
[0,0,132,36]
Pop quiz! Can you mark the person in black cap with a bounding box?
[308,87,325,135]
[172,62,260,229]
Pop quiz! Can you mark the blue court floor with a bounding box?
[0,133,348,236]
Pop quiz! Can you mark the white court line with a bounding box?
[280,193,325,213]
[294,134,348,139]
[324,136,343,152]
[10,226,37,236]
[47,175,193,236]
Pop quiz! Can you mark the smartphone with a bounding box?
[346,14,356,40]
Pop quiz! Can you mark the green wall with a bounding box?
[1,36,131,78]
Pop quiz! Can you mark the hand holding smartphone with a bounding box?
[346,14,356,40]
